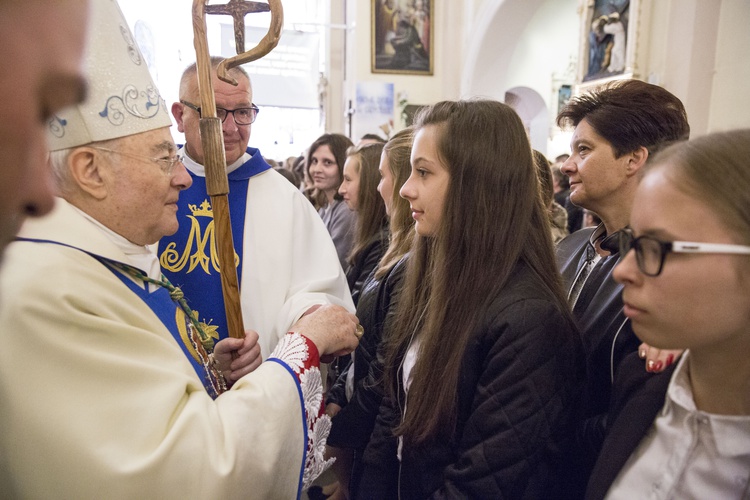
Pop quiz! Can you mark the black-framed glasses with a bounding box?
[90,146,183,176]
[619,228,750,277]
[180,100,259,125]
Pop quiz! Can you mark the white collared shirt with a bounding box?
[567,224,605,308]
[397,337,422,462]
[606,352,750,500]
[179,145,250,176]
[71,203,161,289]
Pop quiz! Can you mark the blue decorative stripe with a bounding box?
[15,236,218,396]
[267,357,306,500]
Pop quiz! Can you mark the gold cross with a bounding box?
[205,0,271,53]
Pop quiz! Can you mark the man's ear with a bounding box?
[626,146,649,177]
[68,148,109,200]
[172,101,186,133]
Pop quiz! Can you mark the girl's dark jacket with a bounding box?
[358,261,585,499]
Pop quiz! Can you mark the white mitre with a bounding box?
[47,0,171,151]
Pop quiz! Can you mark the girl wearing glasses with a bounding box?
[358,100,583,498]
[587,129,750,499]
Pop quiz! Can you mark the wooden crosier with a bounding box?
[190,0,283,339]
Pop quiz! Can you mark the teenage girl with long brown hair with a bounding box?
[358,100,583,498]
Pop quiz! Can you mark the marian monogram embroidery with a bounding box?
[159,199,240,274]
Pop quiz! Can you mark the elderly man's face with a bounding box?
[100,127,193,246]
[0,0,88,256]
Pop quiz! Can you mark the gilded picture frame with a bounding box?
[576,0,640,91]
[371,0,434,75]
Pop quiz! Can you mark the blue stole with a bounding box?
[17,238,223,397]
[158,147,271,347]
[106,265,224,398]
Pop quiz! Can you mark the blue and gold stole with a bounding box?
[158,148,271,345]
[106,261,226,398]
[17,238,226,398]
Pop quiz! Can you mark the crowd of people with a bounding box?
[0,0,747,498]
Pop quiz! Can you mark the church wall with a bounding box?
[472,0,579,110]
[460,0,579,156]
[326,0,347,134]
[339,0,750,141]
[639,0,750,135]
[341,0,465,137]
[708,0,750,132]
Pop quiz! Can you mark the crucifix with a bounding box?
[190,0,283,340]
[205,0,271,54]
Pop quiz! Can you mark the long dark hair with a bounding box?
[347,142,387,266]
[306,133,353,209]
[375,127,415,279]
[385,100,573,445]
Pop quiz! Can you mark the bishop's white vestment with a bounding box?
[0,199,331,499]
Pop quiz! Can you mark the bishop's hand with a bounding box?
[293,304,360,363]
[213,330,262,384]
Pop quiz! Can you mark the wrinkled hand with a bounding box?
[213,330,262,384]
[292,304,359,363]
[638,342,683,373]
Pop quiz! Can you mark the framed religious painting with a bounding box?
[372,0,434,75]
[576,0,641,90]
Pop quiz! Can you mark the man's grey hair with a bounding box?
[178,56,251,99]
[49,148,75,196]
[49,138,121,196]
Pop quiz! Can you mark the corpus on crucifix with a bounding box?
[205,0,271,53]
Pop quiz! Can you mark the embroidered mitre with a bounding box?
[46,0,171,151]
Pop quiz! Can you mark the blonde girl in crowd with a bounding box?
[533,149,569,244]
[338,142,388,305]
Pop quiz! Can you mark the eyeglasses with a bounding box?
[180,100,259,125]
[619,228,750,277]
[90,146,183,176]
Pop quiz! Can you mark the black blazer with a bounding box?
[585,353,676,500]
[328,257,407,443]
[556,226,642,496]
[359,262,584,499]
[346,229,388,307]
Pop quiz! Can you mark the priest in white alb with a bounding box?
[161,56,355,361]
